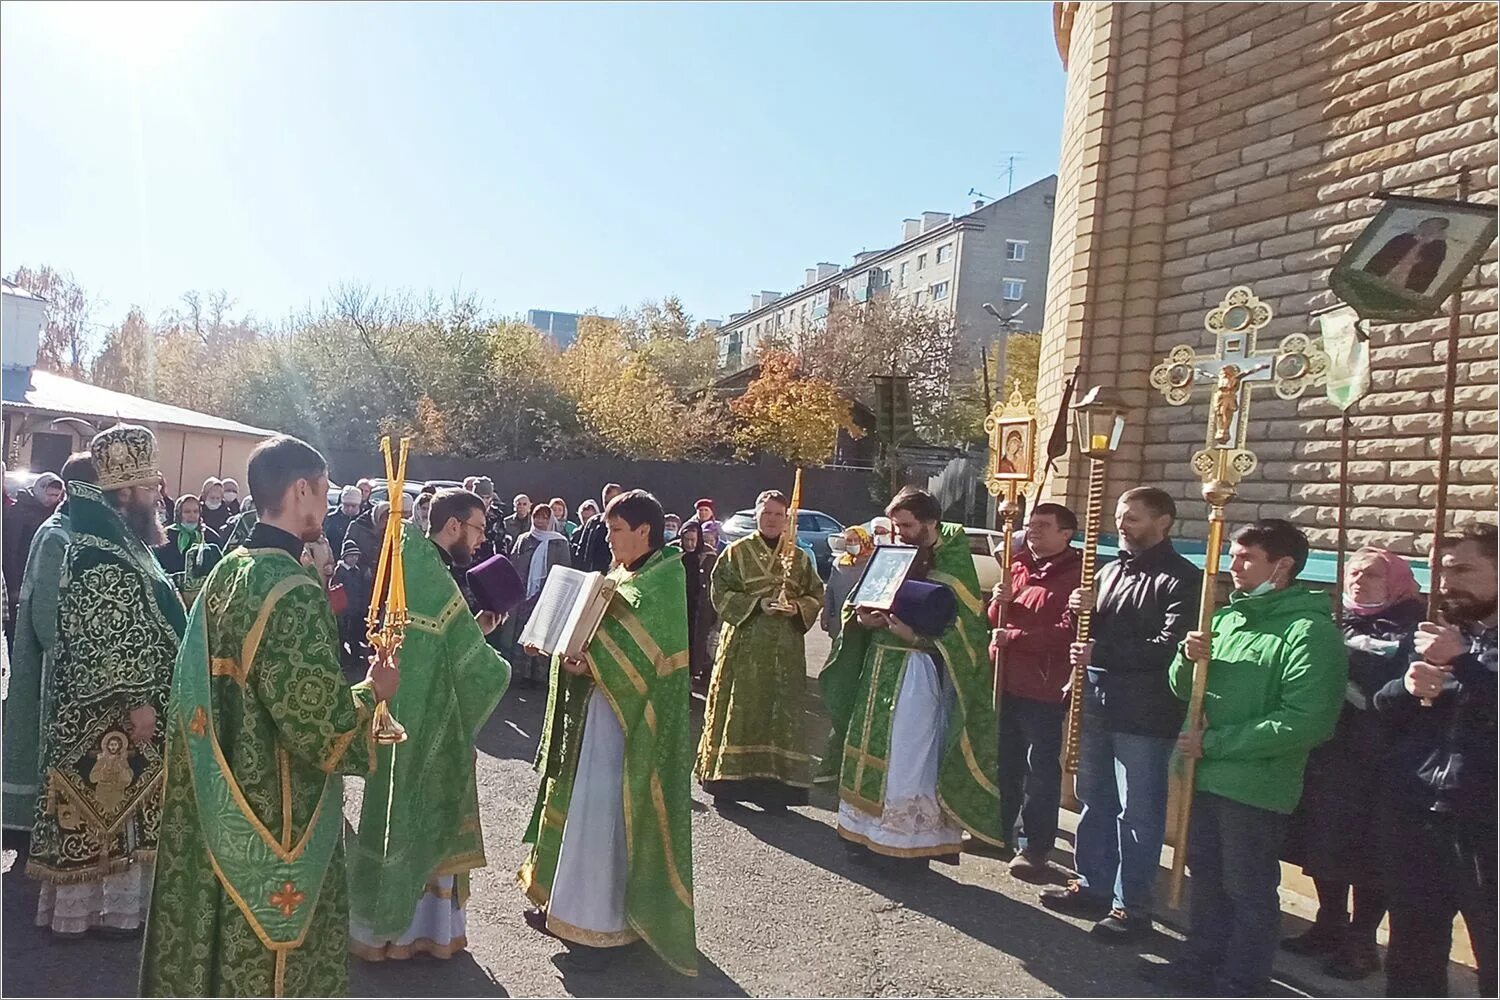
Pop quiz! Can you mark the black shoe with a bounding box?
[560,943,613,973]
[1137,959,1214,996]
[1323,942,1381,980]
[1092,907,1151,943]
[1007,850,1052,882]
[523,906,557,939]
[931,852,961,866]
[1281,922,1342,956]
[1039,880,1111,920]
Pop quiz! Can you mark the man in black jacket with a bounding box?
[1376,521,1496,998]
[572,482,622,573]
[1041,486,1200,942]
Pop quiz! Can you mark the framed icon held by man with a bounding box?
[848,545,918,612]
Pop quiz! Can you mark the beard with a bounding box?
[1439,591,1497,625]
[123,498,167,547]
[447,538,476,568]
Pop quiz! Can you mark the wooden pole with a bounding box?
[1063,455,1107,774]
[1428,171,1470,616]
[1168,476,1234,908]
[1336,411,1351,609]
[993,483,1020,713]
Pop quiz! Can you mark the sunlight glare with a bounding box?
[48,1,212,71]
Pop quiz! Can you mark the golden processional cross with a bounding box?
[1151,285,1328,486]
[1149,285,1327,907]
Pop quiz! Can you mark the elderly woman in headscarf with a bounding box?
[822,525,874,639]
[1281,547,1424,981]
[506,503,572,687]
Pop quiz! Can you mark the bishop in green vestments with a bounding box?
[520,490,697,976]
[140,436,399,998]
[820,488,1003,861]
[696,489,823,808]
[27,428,185,937]
[349,488,510,961]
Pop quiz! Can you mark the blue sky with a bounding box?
[1,2,1065,332]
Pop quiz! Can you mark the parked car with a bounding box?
[718,508,844,579]
[369,481,423,509]
[424,479,464,490]
[965,527,1009,593]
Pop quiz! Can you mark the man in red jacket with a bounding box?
[988,502,1082,880]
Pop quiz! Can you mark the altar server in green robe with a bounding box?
[348,487,509,962]
[696,489,823,809]
[140,435,398,997]
[3,452,96,832]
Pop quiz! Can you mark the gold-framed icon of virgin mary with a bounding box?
[984,380,1039,489]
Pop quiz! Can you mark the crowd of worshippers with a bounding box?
[0,430,1492,1000]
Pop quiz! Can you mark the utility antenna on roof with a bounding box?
[995,152,1025,195]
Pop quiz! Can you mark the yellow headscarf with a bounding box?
[837,525,874,567]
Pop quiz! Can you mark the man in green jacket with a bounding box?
[1156,519,1346,997]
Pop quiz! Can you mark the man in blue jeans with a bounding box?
[1149,519,1345,996]
[988,503,1082,879]
[1040,487,1198,941]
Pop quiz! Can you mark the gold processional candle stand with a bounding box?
[983,381,1038,713]
[1148,285,1327,906]
[365,435,411,746]
[1062,385,1130,775]
[766,467,805,613]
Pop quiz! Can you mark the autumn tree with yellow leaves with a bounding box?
[729,350,863,467]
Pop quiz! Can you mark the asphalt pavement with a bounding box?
[1,630,1474,997]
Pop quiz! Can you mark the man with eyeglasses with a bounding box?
[347,487,510,963]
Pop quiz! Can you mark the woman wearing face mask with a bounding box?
[822,526,874,639]
[1281,547,1424,981]
[199,477,234,535]
[220,478,242,517]
[153,495,225,602]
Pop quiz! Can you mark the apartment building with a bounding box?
[717,175,1057,371]
[525,308,583,348]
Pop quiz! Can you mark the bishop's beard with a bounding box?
[123,500,167,548]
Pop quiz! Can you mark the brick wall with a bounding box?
[1039,1,1498,554]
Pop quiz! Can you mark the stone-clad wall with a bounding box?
[1037,2,1497,554]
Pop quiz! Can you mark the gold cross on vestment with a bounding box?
[270,881,305,918]
[1150,285,1327,487]
[188,706,208,739]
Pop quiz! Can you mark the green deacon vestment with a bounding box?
[696,533,823,791]
[348,531,511,941]
[3,507,71,830]
[27,484,186,884]
[519,546,698,976]
[139,539,379,998]
[818,522,1003,846]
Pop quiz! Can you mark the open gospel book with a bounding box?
[518,565,619,658]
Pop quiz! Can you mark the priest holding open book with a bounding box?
[519,489,697,975]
